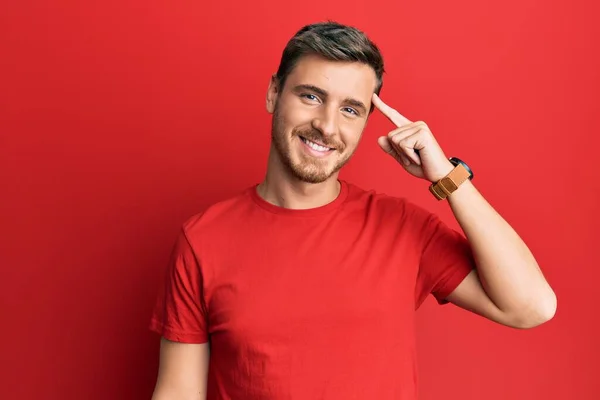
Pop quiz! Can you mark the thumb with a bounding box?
[378,136,410,166]
[377,136,393,154]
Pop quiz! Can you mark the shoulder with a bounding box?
[343,180,436,223]
[179,185,256,240]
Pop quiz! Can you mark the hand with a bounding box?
[372,93,454,182]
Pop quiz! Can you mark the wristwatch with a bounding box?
[429,157,473,200]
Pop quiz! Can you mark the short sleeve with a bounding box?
[415,213,475,309]
[149,228,209,343]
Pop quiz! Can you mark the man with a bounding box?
[149,21,556,400]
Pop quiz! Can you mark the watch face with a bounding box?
[449,157,473,180]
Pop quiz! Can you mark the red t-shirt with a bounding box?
[150,180,474,399]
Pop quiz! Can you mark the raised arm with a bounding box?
[372,93,556,329]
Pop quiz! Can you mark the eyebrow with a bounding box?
[292,84,368,114]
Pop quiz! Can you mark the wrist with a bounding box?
[429,157,474,201]
[447,178,475,201]
[429,161,455,183]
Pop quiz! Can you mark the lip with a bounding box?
[299,136,334,158]
[300,136,331,149]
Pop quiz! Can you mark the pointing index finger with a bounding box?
[372,93,412,127]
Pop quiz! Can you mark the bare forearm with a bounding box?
[448,180,556,325]
[151,389,206,400]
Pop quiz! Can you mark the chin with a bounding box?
[274,135,348,184]
[288,164,333,184]
[297,173,332,184]
[289,156,345,184]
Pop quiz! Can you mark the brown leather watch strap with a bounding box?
[429,164,471,200]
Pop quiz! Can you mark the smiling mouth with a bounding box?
[299,136,335,152]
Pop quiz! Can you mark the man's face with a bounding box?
[266,55,377,184]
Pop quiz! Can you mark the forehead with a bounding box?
[284,54,377,100]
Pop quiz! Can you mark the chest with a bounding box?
[202,217,421,343]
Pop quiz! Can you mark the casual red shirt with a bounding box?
[150,180,474,399]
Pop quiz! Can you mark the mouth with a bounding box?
[299,136,335,153]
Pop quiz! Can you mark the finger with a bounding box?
[377,136,411,166]
[396,134,426,166]
[372,93,412,127]
[387,121,427,141]
[377,135,394,155]
[389,127,424,165]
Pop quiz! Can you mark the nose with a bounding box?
[311,105,339,138]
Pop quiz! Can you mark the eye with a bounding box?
[301,93,319,102]
[342,107,358,116]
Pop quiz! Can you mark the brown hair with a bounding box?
[275,21,385,104]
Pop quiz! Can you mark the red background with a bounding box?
[2,1,598,399]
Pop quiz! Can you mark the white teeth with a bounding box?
[302,137,330,152]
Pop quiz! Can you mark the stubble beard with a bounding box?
[270,108,352,184]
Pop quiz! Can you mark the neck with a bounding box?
[256,146,341,210]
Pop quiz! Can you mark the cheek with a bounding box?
[278,99,315,127]
[273,106,293,133]
[340,123,366,148]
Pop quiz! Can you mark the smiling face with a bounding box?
[266,54,378,184]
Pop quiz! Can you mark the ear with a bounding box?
[266,74,279,114]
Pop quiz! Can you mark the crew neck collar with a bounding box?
[250,180,349,217]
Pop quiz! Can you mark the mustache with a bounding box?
[294,128,344,150]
